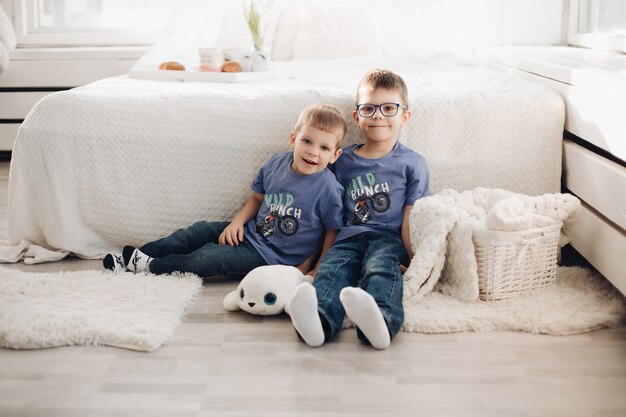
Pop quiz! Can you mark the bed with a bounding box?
[6,55,564,259]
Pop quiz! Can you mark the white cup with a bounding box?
[198,47,223,70]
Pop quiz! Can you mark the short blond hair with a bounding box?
[293,103,347,149]
[356,68,409,109]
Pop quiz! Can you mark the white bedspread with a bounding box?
[6,56,564,259]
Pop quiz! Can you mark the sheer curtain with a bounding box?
[577,0,626,33]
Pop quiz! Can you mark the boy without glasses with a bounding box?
[288,69,430,349]
[103,104,345,279]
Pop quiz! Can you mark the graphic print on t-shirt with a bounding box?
[256,192,301,238]
[345,172,391,225]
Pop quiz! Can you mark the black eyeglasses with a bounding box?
[356,103,404,118]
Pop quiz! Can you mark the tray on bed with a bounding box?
[128,69,283,83]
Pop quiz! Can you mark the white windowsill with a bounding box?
[476,45,626,96]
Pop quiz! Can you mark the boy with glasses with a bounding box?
[103,104,345,279]
[288,69,430,349]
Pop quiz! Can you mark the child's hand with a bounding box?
[296,264,316,276]
[219,222,245,246]
[296,260,319,277]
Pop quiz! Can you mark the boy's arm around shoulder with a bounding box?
[303,176,344,276]
[219,192,264,246]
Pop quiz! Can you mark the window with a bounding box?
[15,0,174,46]
[568,0,626,52]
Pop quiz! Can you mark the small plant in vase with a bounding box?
[243,0,269,71]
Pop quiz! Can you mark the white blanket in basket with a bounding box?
[403,188,581,302]
[5,56,564,259]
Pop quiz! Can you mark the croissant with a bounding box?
[158,61,186,71]
[221,61,241,73]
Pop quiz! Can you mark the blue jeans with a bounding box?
[313,232,409,345]
[140,221,267,277]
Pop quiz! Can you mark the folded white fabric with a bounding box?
[403,188,580,302]
[0,240,69,264]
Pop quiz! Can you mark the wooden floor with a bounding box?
[1,160,625,417]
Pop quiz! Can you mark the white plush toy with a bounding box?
[223,265,312,315]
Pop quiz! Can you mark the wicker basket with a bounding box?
[473,222,562,301]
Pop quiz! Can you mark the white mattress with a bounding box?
[8,55,564,258]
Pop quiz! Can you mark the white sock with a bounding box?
[340,287,390,350]
[287,282,325,347]
[127,248,153,273]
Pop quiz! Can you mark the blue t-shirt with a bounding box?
[332,142,429,242]
[244,151,344,265]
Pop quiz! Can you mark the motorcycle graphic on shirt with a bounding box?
[256,210,300,237]
[350,192,391,225]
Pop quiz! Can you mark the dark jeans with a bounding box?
[140,221,267,277]
[313,232,409,345]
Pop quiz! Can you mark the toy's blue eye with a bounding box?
[263,292,277,305]
[239,288,245,299]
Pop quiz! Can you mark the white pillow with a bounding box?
[215,6,254,50]
[269,1,302,61]
[290,1,389,61]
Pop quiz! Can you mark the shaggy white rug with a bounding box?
[403,266,626,335]
[0,267,202,351]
